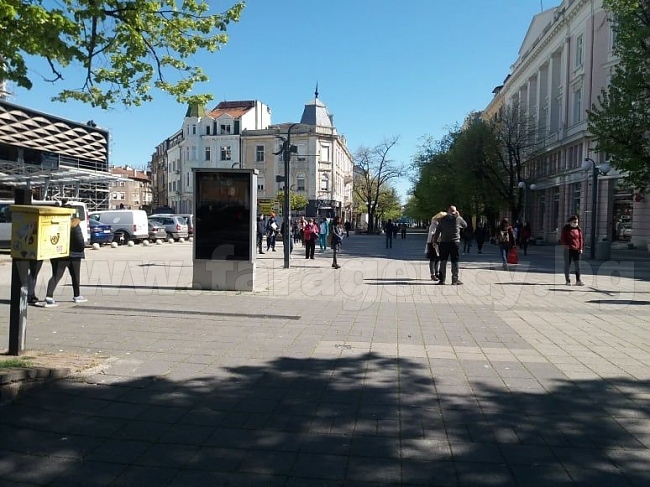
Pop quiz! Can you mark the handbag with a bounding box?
[327,233,333,247]
[507,246,518,264]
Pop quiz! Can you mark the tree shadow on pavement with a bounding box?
[0,353,648,486]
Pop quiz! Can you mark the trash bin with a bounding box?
[595,237,611,261]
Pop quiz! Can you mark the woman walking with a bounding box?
[330,216,344,269]
[560,215,584,286]
[44,214,87,306]
[425,211,446,281]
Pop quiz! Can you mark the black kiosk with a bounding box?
[192,169,257,291]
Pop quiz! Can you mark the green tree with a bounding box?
[0,0,245,108]
[276,191,309,211]
[588,0,650,191]
[375,186,402,227]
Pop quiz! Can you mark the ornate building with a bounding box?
[482,0,649,251]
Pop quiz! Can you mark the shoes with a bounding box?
[44,297,58,307]
[502,264,508,270]
[73,296,88,303]
[575,281,585,286]
[28,295,40,304]
[310,257,315,259]
[451,280,463,285]
[332,264,340,269]
[437,281,446,285]
[430,274,439,281]
[259,251,265,254]
[272,249,276,252]
[565,280,572,286]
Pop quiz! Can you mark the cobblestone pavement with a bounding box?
[0,234,649,486]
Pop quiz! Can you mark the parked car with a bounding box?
[89,219,114,245]
[148,214,189,241]
[178,214,194,237]
[147,220,167,242]
[618,223,632,241]
[89,209,149,244]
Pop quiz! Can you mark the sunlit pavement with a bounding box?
[0,234,649,486]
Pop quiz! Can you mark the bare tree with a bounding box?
[483,101,539,221]
[353,136,403,232]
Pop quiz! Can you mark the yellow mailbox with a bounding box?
[10,205,75,260]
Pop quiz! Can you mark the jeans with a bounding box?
[428,256,440,278]
[386,233,393,248]
[564,249,582,282]
[318,234,327,251]
[499,243,511,265]
[266,233,276,251]
[438,242,461,283]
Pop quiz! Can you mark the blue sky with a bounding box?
[11,0,560,200]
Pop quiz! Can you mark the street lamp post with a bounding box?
[582,157,611,259]
[281,123,299,269]
[517,181,536,223]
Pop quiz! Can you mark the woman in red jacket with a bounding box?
[560,215,584,286]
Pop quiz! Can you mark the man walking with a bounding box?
[433,205,467,285]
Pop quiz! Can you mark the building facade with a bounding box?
[108,166,152,211]
[241,94,354,219]
[152,95,354,219]
[482,0,649,250]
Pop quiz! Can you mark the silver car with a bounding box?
[148,214,189,241]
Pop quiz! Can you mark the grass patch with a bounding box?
[0,356,35,369]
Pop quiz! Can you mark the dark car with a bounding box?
[89,219,114,245]
[148,220,168,242]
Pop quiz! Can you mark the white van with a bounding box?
[89,209,149,244]
[0,199,90,248]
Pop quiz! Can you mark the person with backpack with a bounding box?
[497,218,516,270]
[425,211,446,281]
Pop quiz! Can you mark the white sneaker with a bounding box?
[44,297,58,307]
[73,296,88,303]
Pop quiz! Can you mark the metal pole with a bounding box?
[590,164,597,260]
[283,123,298,269]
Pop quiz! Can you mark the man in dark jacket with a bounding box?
[432,205,467,285]
[256,215,266,254]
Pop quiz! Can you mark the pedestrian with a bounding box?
[344,220,351,238]
[303,218,318,259]
[425,211,446,281]
[433,205,467,285]
[44,214,87,306]
[560,215,584,286]
[521,222,532,255]
[256,215,266,254]
[319,217,329,252]
[298,216,306,246]
[27,260,44,305]
[384,219,395,248]
[462,224,474,254]
[266,212,278,252]
[496,218,516,270]
[292,220,300,244]
[401,223,407,239]
[330,216,344,269]
[475,222,488,254]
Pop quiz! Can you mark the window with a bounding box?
[206,126,211,135]
[320,172,330,192]
[572,183,582,216]
[257,177,265,191]
[256,145,265,162]
[112,193,118,199]
[321,145,330,162]
[220,124,231,135]
[192,124,196,135]
[120,192,125,200]
[610,23,617,51]
[573,87,582,124]
[297,173,306,191]
[191,146,197,160]
[119,181,125,186]
[220,146,232,161]
[205,147,211,161]
[185,147,190,160]
[575,34,584,67]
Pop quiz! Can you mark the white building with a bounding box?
[241,92,354,219]
[482,0,649,250]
